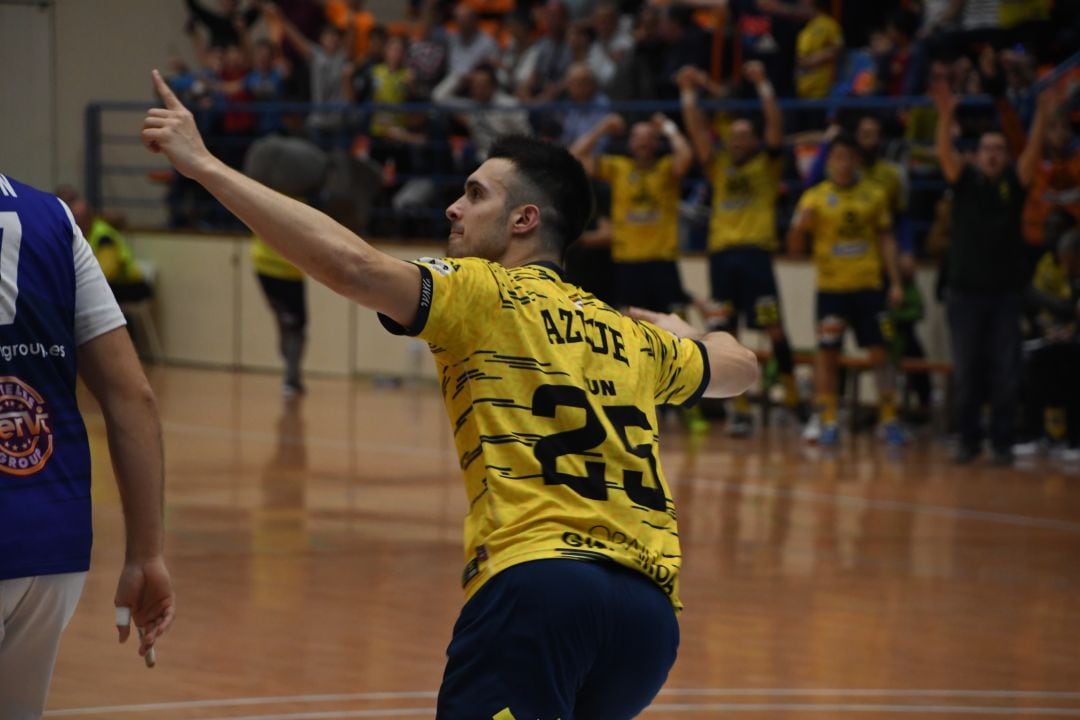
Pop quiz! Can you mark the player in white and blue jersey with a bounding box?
[0,174,175,718]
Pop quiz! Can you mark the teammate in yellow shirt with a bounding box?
[251,237,307,396]
[787,134,903,446]
[680,60,802,436]
[795,0,843,100]
[570,111,694,313]
[143,70,760,719]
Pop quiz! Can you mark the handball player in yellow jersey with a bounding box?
[679,60,803,437]
[142,69,759,719]
[787,134,903,447]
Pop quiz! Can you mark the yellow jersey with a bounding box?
[380,258,710,609]
[251,236,304,281]
[795,179,891,292]
[796,13,843,99]
[707,149,783,252]
[597,155,681,263]
[863,159,906,214]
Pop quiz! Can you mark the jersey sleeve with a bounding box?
[378,257,501,357]
[596,155,618,184]
[60,200,126,346]
[872,189,893,233]
[636,321,710,408]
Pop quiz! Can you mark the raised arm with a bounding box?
[77,327,174,658]
[569,113,625,176]
[743,60,783,149]
[264,3,312,61]
[1018,89,1054,188]
[931,82,965,184]
[142,69,421,325]
[653,113,694,179]
[677,65,715,168]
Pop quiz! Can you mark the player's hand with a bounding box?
[115,555,175,660]
[675,65,706,92]
[742,60,767,86]
[628,307,702,340]
[929,79,957,116]
[143,69,216,179]
[887,283,903,309]
[601,113,626,136]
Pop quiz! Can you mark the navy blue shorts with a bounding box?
[709,247,782,329]
[436,559,679,720]
[816,289,889,349]
[613,260,689,312]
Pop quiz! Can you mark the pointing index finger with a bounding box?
[151,69,183,110]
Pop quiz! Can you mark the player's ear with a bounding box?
[510,203,541,237]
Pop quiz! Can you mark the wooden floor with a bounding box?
[45,366,1080,719]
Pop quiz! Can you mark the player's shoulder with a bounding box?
[802,180,830,203]
[415,255,497,278]
[0,173,73,229]
[856,178,888,204]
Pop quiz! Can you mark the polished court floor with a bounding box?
[45,366,1080,719]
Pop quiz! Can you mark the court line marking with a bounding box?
[124,415,1080,534]
[687,478,1080,534]
[45,689,1080,716]
[49,703,1080,720]
[644,703,1080,716]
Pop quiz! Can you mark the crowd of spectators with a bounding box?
[150,0,1080,460]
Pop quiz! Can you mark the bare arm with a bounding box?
[570,113,625,176]
[628,308,760,398]
[655,113,694,179]
[142,69,421,326]
[931,82,965,184]
[744,60,782,149]
[677,65,714,168]
[879,229,902,306]
[1018,90,1054,188]
[785,204,814,256]
[266,4,312,61]
[77,327,174,657]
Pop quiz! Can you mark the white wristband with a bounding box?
[757,81,775,99]
[680,87,698,106]
[661,119,678,137]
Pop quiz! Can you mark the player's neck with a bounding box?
[497,242,561,270]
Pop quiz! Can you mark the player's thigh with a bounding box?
[573,564,679,720]
[739,249,783,330]
[257,274,307,327]
[0,573,86,720]
[851,290,888,348]
[436,560,603,720]
[815,292,850,349]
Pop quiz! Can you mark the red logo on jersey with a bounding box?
[0,377,53,476]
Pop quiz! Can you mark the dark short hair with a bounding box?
[829,132,859,155]
[488,135,595,258]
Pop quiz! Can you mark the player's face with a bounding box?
[975,132,1009,179]
[729,120,757,163]
[827,144,857,186]
[445,159,516,260]
[629,123,659,163]
[856,118,881,156]
[1047,114,1071,154]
